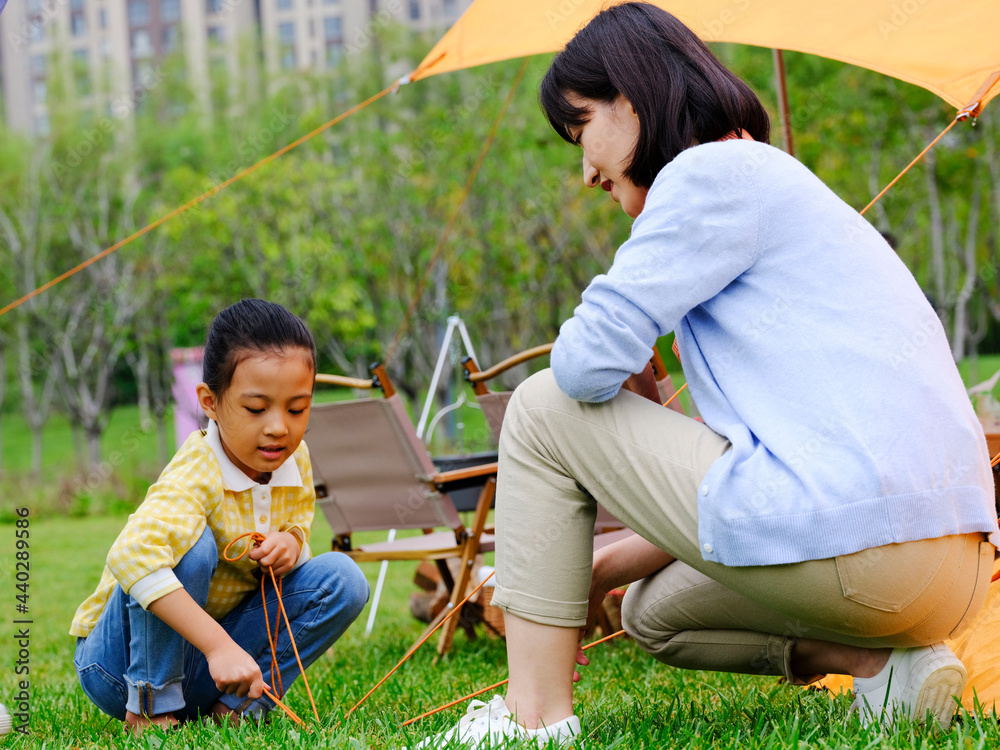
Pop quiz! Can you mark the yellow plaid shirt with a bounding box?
[71,421,315,637]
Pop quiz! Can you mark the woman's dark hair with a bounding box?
[540,2,770,188]
[203,299,316,398]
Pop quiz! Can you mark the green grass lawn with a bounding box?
[0,356,998,746]
[1,510,998,749]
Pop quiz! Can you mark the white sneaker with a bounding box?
[850,643,966,730]
[409,695,583,748]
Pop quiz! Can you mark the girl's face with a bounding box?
[197,348,314,483]
[565,92,650,218]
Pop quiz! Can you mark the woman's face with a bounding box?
[565,93,649,218]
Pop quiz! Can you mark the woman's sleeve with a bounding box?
[552,146,764,402]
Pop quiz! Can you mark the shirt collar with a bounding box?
[204,419,303,492]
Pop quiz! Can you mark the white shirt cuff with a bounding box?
[128,568,182,610]
[289,539,312,573]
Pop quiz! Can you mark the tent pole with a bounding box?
[772,48,794,157]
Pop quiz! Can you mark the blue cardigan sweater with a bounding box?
[552,140,999,566]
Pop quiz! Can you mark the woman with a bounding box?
[415,4,998,746]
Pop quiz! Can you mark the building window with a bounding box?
[276,0,293,9]
[161,0,180,22]
[29,20,44,41]
[70,0,84,9]
[99,8,107,27]
[35,113,51,137]
[443,0,456,16]
[30,54,47,77]
[326,41,342,67]
[71,13,87,36]
[132,29,153,57]
[409,0,420,20]
[207,25,224,43]
[323,15,341,39]
[73,49,90,95]
[206,0,223,13]
[163,24,179,52]
[322,0,339,4]
[278,21,295,68]
[33,80,47,103]
[128,0,149,25]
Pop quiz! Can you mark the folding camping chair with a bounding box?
[308,363,498,657]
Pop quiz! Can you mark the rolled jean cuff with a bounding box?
[491,584,589,628]
[775,636,825,687]
[126,679,185,716]
[218,691,274,719]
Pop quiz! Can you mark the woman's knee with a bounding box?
[621,583,681,657]
[502,368,573,439]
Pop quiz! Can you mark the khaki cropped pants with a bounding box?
[490,370,995,684]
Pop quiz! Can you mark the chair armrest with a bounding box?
[432,462,499,493]
[466,344,554,384]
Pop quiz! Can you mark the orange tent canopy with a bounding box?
[409,0,1000,115]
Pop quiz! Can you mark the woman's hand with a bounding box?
[248,531,300,577]
[205,639,268,698]
[573,572,612,682]
[621,361,661,404]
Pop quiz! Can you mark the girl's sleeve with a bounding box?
[551,145,764,402]
[106,448,217,610]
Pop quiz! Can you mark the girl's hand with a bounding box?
[248,531,300,577]
[205,640,268,699]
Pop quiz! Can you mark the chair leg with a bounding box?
[436,552,476,658]
[435,478,496,658]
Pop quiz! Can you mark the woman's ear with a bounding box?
[196,382,220,421]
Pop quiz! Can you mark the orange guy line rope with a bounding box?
[343,571,497,723]
[663,382,687,407]
[223,532,320,726]
[401,629,627,727]
[0,84,396,320]
[384,57,531,366]
[858,115,961,217]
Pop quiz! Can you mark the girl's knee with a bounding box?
[309,553,370,614]
[172,527,218,592]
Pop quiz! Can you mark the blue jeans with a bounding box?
[75,527,369,720]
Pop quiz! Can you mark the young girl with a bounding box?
[71,298,369,733]
[415,3,998,746]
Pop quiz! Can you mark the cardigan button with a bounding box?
[700,485,709,496]
[703,542,714,554]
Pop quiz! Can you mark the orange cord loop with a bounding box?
[223,531,320,727]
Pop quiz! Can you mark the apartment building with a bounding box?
[0,0,472,136]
